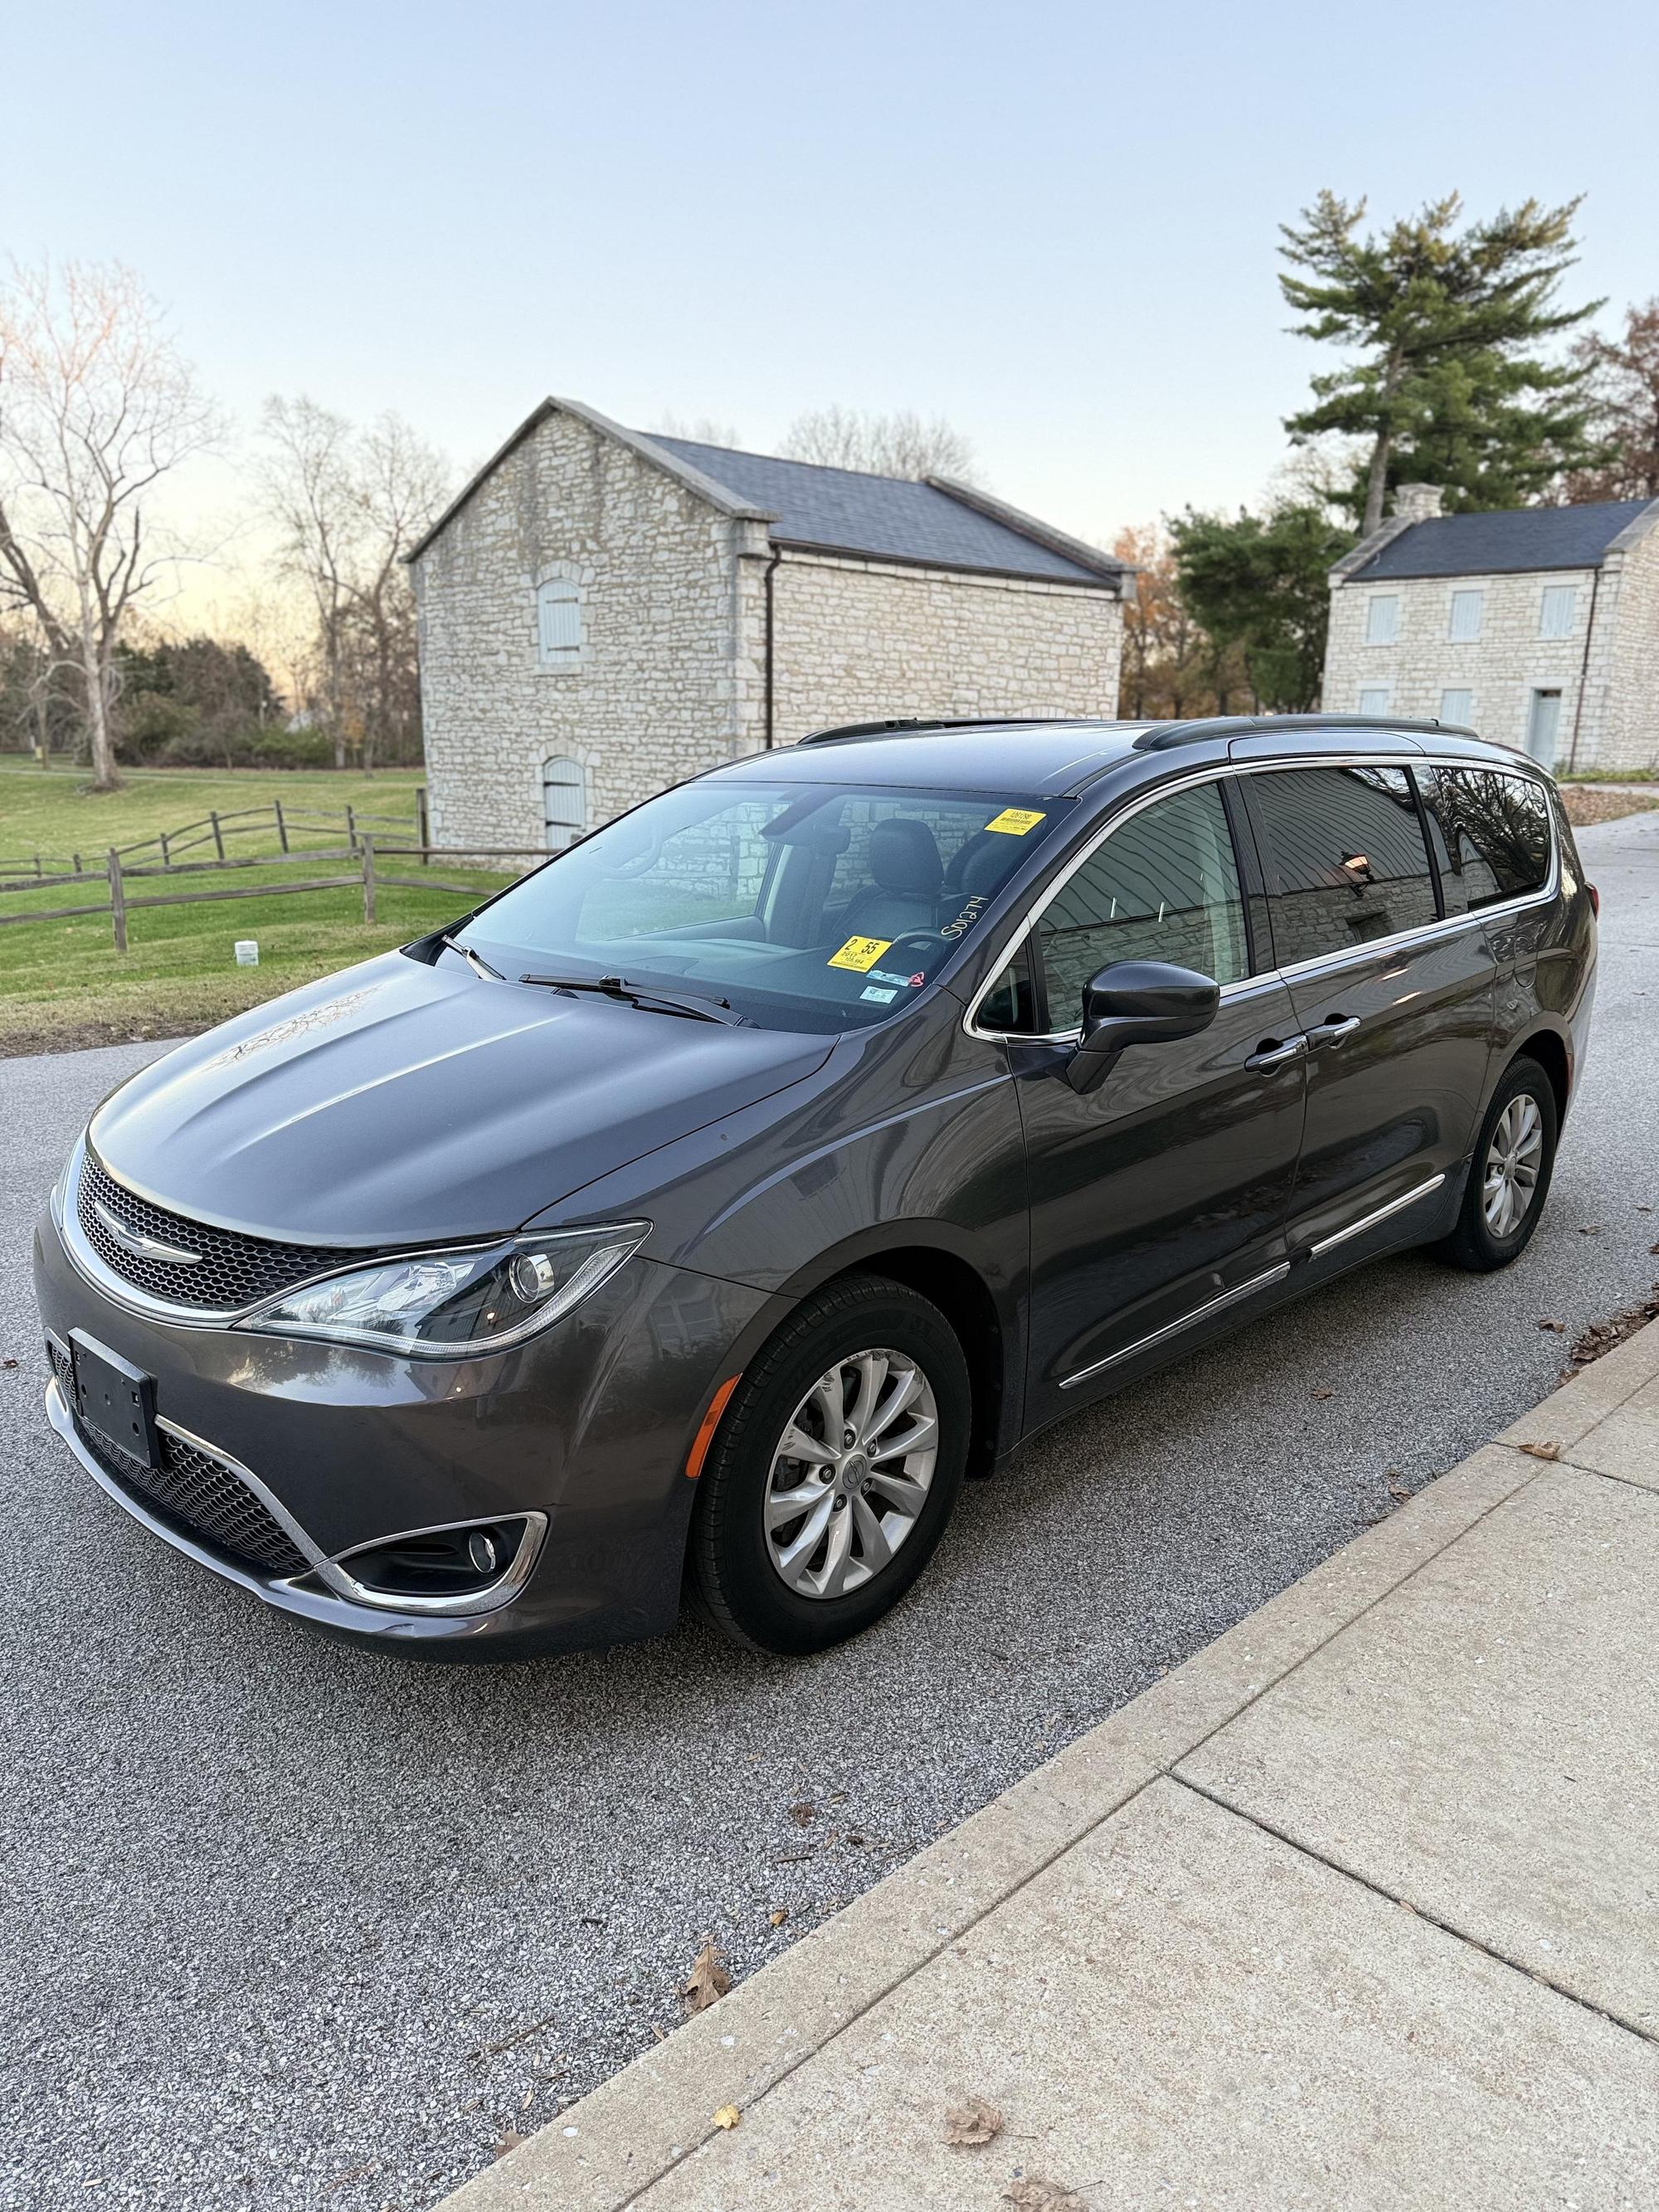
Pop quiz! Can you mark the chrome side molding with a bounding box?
[1307,1173,1447,1259]
[1058,1262,1292,1392]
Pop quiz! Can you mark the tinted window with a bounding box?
[461,779,1072,1034]
[1036,782,1249,1027]
[1250,766,1438,965]
[1415,768,1553,914]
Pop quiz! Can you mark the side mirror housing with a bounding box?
[1066,959,1220,1095]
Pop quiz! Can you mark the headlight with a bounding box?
[236,1223,650,1358]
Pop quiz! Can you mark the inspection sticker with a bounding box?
[827,936,893,972]
[860,984,898,1004]
[985,808,1046,836]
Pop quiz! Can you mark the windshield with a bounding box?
[460,779,1074,1032]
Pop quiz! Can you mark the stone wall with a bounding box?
[411,409,766,853]
[768,552,1122,749]
[1322,567,1600,766]
[1602,523,1659,769]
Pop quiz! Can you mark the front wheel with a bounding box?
[688,1274,971,1654]
[1437,1057,1559,1272]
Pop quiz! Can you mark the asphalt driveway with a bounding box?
[4,809,1658,2212]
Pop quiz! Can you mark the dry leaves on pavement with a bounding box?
[1519,1440,1562,1461]
[943,2096,1004,2146]
[491,2130,527,2159]
[787,1801,815,1826]
[768,1907,788,1928]
[1003,2180,1089,2210]
[712,2104,741,2131]
[1537,1318,1565,1332]
[682,1942,732,2015]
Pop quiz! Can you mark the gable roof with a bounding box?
[645,435,1124,587]
[404,396,1126,590]
[1346,498,1659,582]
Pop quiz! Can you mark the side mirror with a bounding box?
[1066,959,1220,1096]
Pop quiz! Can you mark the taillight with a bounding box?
[1588,883,1600,917]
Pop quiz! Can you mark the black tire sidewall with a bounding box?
[691,1277,970,1654]
[1458,1058,1559,1266]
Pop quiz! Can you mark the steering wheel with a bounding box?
[600,840,660,882]
[878,930,949,972]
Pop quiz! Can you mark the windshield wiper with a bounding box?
[518,972,744,1025]
[441,934,503,981]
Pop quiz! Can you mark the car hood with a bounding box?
[88,953,835,1244]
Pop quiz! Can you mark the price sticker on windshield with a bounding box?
[985,808,1046,836]
[828,936,893,973]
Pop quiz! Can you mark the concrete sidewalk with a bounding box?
[446,1323,1659,2212]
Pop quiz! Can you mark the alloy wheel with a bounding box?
[762,1347,940,1600]
[1482,1093,1545,1239]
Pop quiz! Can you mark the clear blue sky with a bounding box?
[9,0,1658,547]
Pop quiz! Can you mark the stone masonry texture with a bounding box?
[411,409,1125,851]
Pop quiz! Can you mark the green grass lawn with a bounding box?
[0,759,516,1054]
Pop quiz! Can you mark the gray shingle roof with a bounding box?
[644,435,1118,586]
[1352,499,1657,580]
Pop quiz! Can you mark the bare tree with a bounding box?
[653,412,743,449]
[780,406,980,483]
[0,260,218,788]
[258,397,450,768]
[1563,300,1659,501]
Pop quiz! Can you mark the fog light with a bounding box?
[331,1517,529,1601]
[467,1529,501,1576]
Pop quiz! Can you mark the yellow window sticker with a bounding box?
[985,808,1047,836]
[827,936,893,973]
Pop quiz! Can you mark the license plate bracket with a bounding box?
[70,1331,161,1471]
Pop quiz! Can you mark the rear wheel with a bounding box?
[689,1274,970,1654]
[1437,1057,1559,1272]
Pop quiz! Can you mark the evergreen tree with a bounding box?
[1170,506,1350,712]
[1280,192,1605,532]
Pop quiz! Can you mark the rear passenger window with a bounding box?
[1037,782,1249,1024]
[1249,766,1438,965]
[1415,768,1553,913]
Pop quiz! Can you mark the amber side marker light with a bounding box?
[686,1374,742,1480]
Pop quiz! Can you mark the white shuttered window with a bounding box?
[1538,585,1577,639]
[1365,596,1400,644]
[1447,590,1484,641]
[1439,688,1474,724]
[537,577,583,666]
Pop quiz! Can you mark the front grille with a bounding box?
[48,1339,311,1579]
[77,1150,378,1312]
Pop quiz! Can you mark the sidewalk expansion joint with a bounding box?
[1173,1773,1657,2050]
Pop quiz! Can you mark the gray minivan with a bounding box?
[35,715,1596,1656]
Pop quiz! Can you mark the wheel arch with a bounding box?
[1507,1023,1572,1126]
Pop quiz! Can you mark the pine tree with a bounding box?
[1280,192,1605,533]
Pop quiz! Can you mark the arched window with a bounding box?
[542,756,586,850]
[536,576,582,667]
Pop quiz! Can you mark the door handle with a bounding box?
[1306,1014,1361,1052]
[1246,1034,1308,1073]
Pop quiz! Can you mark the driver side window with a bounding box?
[1038,782,1248,1028]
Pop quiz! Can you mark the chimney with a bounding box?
[1392,483,1444,525]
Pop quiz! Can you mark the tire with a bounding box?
[1437,1055,1559,1273]
[688,1273,971,1654]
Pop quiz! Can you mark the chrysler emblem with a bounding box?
[91,1198,202,1266]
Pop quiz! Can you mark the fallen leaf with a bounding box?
[1311,1388,1334,1400]
[1638,1205,1652,1213]
[1385,1470,1411,1502]
[0,1357,18,1369]
[786,1801,815,1826]
[768,1908,788,1928]
[1536,1319,1565,1333]
[1004,2180,1087,2210]
[491,2130,527,2159]
[1579,1225,1602,1236]
[1519,1440,1561,1461]
[944,2096,1004,2146]
[682,1942,731,2015]
[712,2105,741,2132]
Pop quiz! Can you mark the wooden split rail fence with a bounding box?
[0,790,433,890]
[0,838,549,953]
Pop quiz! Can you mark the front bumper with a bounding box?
[34,1199,786,1658]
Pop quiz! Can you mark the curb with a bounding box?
[440,1318,1659,2211]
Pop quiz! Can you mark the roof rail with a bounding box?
[1134,712,1468,752]
[796,716,1117,747]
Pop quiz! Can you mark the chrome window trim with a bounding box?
[963,753,1560,1044]
[1058,1262,1292,1391]
[1306,1173,1447,1257]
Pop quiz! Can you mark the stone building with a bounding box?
[406,397,1129,851]
[1322,484,1659,772]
